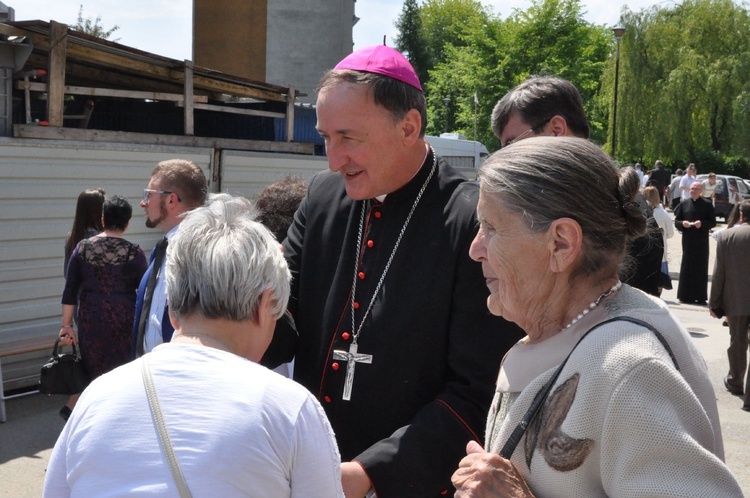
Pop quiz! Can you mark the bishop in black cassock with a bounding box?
[263,45,523,498]
[674,183,716,304]
[274,150,522,497]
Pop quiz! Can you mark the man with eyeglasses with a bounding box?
[131,159,207,358]
[491,75,590,146]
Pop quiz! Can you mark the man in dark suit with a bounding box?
[131,159,207,358]
[647,159,671,204]
[710,200,750,410]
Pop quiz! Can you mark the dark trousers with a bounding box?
[671,197,681,210]
[726,315,750,399]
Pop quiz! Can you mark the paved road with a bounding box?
[1,215,748,496]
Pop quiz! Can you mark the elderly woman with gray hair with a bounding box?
[44,193,344,497]
[452,137,741,497]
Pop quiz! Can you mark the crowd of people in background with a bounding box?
[44,47,748,497]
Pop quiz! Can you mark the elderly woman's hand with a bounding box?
[452,441,535,498]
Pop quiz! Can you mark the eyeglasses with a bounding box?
[143,189,182,204]
[502,117,552,147]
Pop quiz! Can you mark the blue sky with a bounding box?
[15,0,657,61]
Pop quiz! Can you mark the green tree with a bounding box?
[426,0,609,149]
[610,0,750,166]
[395,0,430,86]
[418,0,499,141]
[72,5,120,41]
[420,0,492,70]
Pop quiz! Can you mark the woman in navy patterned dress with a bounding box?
[59,195,147,420]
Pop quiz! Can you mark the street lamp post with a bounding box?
[442,97,451,134]
[611,26,626,159]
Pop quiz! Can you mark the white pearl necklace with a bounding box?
[563,280,623,330]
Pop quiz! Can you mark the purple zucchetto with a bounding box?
[333,45,423,92]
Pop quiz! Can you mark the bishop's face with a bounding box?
[316,82,417,200]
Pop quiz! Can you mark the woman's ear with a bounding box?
[547,218,582,273]
[168,311,180,331]
[256,289,275,329]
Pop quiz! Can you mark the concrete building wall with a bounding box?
[266,0,355,104]
[0,137,329,392]
[0,138,213,390]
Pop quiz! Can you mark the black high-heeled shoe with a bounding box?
[59,406,72,421]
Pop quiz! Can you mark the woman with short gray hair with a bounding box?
[166,193,290,328]
[452,137,741,497]
[45,193,344,498]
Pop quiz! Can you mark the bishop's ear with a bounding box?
[547,218,582,273]
[400,108,423,146]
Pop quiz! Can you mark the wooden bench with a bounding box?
[0,337,56,423]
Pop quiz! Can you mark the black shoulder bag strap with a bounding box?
[499,316,679,459]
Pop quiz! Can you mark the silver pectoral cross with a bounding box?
[332,343,373,401]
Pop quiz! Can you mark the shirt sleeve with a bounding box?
[674,203,685,232]
[42,424,72,497]
[61,243,83,305]
[290,396,345,498]
[600,360,742,497]
[709,238,726,311]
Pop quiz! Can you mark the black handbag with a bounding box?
[39,338,90,395]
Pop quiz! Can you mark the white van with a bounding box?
[426,134,489,174]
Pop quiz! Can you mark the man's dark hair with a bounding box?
[255,175,308,242]
[318,70,427,136]
[102,194,133,231]
[491,76,590,139]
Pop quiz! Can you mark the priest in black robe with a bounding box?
[263,46,524,497]
[674,181,716,304]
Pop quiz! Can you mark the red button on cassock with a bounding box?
[353,301,360,309]
[358,272,365,279]
[332,362,340,371]
[374,211,382,219]
[367,240,374,248]
[324,396,331,403]
[342,332,351,340]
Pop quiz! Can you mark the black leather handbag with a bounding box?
[39,338,90,395]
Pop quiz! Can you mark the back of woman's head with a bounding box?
[478,137,646,279]
[102,195,132,231]
[166,193,291,324]
[67,188,106,261]
[73,189,105,231]
[643,186,661,209]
